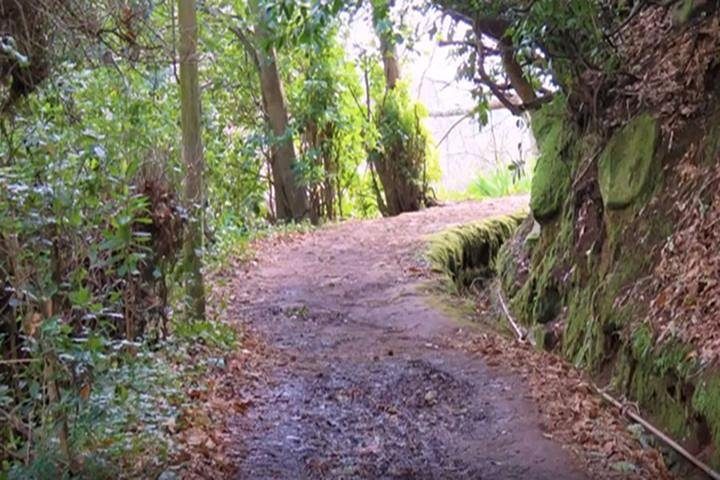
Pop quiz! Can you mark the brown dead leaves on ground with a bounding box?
[169,228,315,478]
[170,329,268,479]
[456,332,672,480]
[650,164,720,365]
[600,7,720,136]
[168,243,279,478]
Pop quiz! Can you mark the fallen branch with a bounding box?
[495,286,720,480]
[496,286,533,346]
[595,387,720,480]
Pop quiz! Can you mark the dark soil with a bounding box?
[228,197,590,480]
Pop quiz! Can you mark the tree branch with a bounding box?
[228,25,260,73]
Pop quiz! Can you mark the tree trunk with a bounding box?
[372,153,422,215]
[322,143,336,220]
[371,0,401,89]
[251,0,308,222]
[178,0,206,320]
[379,38,400,89]
[370,0,425,217]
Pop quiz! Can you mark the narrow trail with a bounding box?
[230,197,587,479]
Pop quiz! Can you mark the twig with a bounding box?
[571,147,603,190]
[1,443,25,461]
[0,406,31,439]
[435,112,472,148]
[0,358,39,365]
[40,299,77,473]
[608,0,645,38]
[228,25,260,73]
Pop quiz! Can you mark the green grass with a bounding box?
[466,162,533,200]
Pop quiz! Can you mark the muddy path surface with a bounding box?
[230,197,587,480]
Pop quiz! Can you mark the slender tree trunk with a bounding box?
[323,144,336,220]
[379,37,400,89]
[178,0,205,320]
[499,37,537,105]
[250,0,308,222]
[371,0,401,89]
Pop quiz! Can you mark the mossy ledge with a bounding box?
[496,99,720,471]
[427,212,526,292]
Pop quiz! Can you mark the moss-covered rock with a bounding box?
[427,213,525,292]
[529,99,573,223]
[598,114,658,210]
[531,95,568,148]
[530,141,571,222]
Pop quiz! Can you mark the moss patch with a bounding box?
[531,95,568,147]
[530,142,571,222]
[620,329,699,441]
[529,109,573,222]
[598,114,658,210]
[427,213,526,292]
[693,376,720,462]
[529,96,573,222]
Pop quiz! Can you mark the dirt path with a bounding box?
[229,197,587,479]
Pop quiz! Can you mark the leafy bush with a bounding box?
[0,62,191,476]
[368,83,439,214]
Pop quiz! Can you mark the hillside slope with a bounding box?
[497,7,720,469]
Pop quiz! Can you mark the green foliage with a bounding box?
[693,376,720,459]
[0,59,191,476]
[369,83,438,213]
[4,331,236,480]
[509,0,616,80]
[0,0,439,475]
[173,319,237,350]
[286,28,368,218]
[439,0,627,123]
[207,218,316,271]
[466,162,533,200]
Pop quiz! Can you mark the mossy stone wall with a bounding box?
[427,213,525,292]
